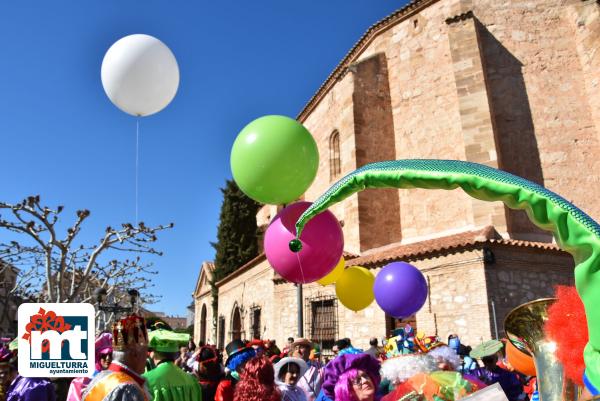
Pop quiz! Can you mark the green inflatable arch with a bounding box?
[292,159,600,393]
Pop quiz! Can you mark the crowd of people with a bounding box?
[0,313,543,401]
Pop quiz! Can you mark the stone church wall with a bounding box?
[217,259,275,342]
[193,297,214,345]
[296,0,600,249]
[471,0,600,226]
[484,245,575,338]
[196,0,599,352]
[413,250,491,347]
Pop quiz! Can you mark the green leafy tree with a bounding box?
[209,180,260,338]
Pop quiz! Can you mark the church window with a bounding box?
[305,294,338,355]
[330,130,341,181]
[249,305,262,339]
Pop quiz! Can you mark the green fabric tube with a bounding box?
[293,159,600,391]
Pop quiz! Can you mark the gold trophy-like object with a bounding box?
[504,298,579,401]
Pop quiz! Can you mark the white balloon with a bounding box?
[101,34,179,117]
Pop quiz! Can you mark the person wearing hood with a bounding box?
[274,357,308,401]
[142,329,202,401]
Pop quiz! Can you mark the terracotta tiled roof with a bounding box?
[343,250,359,259]
[297,0,440,122]
[345,227,561,268]
[215,228,561,286]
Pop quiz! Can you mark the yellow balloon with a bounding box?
[317,257,345,286]
[335,266,375,311]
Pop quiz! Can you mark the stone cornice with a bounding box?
[445,10,475,25]
[214,253,267,288]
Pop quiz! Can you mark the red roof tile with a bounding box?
[345,226,560,268]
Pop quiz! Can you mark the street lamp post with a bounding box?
[94,288,140,331]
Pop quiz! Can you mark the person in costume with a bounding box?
[142,329,201,401]
[214,339,256,401]
[192,346,222,401]
[249,339,266,358]
[265,340,281,358]
[81,314,151,401]
[2,355,56,401]
[274,357,308,401]
[379,328,480,401]
[144,320,171,373]
[174,345,192,372]
[233,356,280,401]
[308,346,322,370]
[0,347,14,401]
[365,339,380,360]
[317,353,381,401]
[291,339,322,401]
[67,333,113,401]
[447,335,477,374]
[470,340,525,401]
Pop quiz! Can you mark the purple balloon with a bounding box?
[374,262,428,318]
[264,202,344,284]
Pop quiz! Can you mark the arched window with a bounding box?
[330,131,341,181]
[231,305,242,341]
[200,304,207,344]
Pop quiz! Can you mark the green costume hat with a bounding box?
[148,329,190,353]
[469,340,504,359]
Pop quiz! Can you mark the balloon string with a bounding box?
[135,118,140,224]
[295,249,306,283]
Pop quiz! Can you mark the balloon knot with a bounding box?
[289,239,302,252]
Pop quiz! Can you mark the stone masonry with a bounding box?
[194,0,599,352]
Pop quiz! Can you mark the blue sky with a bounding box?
[0,1,407,316]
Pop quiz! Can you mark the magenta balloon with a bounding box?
[374,262,428,318]
[264,202,344,284]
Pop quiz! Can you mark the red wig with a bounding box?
[233,356,281,401]
[544,285,588,385]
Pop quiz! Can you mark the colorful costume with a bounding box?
[83,363,150,401]
[317,353,381,401]
[290,339,322,401]
[67,333,113,401]
[5,376,56,401]
[192,346,222,401]
[144,362,201,401]
[143,329,201,401]
[290,159,600,396]
[82,315,150,401]
[274,357,308,401]
[215,340,255,401]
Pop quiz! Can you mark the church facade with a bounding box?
[194,0,600,352]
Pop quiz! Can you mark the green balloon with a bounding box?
[230,115,319,204]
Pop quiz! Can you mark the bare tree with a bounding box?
[0,195,173,305]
